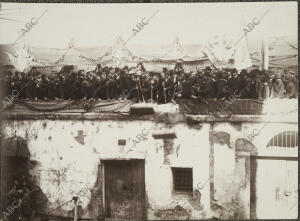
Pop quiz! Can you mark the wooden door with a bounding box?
[104,160,146,220]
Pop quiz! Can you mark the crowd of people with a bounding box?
[1,62,298,105]
[6,175,35,221]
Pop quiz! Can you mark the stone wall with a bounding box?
[1,108,297,219]
[1,119,211,219]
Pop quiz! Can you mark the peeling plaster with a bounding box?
[3,118,294,219]
[230,122,242,131]
[42,122,47,129]
[154,205,190,220]
[235,138,257,155]
[190,190,202,210]
[74,130,86,145]
[163,139,174,165]
[211,131,232,148]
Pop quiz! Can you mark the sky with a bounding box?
[0,2,297,48]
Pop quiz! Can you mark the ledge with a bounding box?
[186,114,298,123]
[1,111,297,124]
[1,99,297,123]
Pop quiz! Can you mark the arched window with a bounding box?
[267,131,298,148]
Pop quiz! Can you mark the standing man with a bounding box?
[270,73,285,98]
[174,59,184,73]
[181,72,192,99]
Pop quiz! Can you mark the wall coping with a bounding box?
[1,111,297,124]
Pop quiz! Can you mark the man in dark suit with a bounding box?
[164,70,175,102]
[181,72,192,99]
[215,71,226,99]
[227,69,240,96]
[199,71,215,100]
[245,69,261,99]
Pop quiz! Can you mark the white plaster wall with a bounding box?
[145,123,211,219]
[254,159,298,219]
[2,120,211,219]
[213,121,298,219]
[242,122,298,152]
[3,119,296,219]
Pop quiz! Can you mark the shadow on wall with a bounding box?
[1,136,49,217]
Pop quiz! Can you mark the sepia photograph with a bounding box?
[0,1,298,220]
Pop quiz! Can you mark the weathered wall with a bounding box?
[1,116,298,220]
[1,119,211,219]
[211,122,298,219]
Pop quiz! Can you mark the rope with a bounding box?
[73,47,101,64]
[251,55,297,63]
[280,37,298,50]
[269,55,297,62]
[54,47,72,65]
[250,56,260,61]
[269,62,298,67]
[47,199,73,214]
[18,100,75,112]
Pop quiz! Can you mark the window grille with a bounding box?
[172,167,193,193]
[267,131,298,148]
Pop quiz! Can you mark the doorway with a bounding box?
[250,156,298,219]
[103,160,146,220]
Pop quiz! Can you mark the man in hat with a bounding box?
[95,64,103,73]
[204,66,212,76]
[286,71,298,93]
[215,71,227,100]
[3,71,13,97]
[73,70,85,99]
[283,73,297,99]
[38,74,50,100]
[123,68,138,100]
[122,68,134,100]
[164,70,176,102]
[181,72,192,99]
[256,70,271,99]
[161,67,168,79]
[158,68,168,103]
[235,69,248,99]
[18,72,28,99]
[94,70,109,100]
[140,72,152,101]
[47,74,57,100]
[23,72,36,100]
[171,69,183,101]
[136,62,146,73]
[270,73,285,99]
[64,71,76,99]
[174,59,184,73]
[12,71,22,97]
[0,72,7,100]
[198,70,215,100]
[227,69,240,95]
[155,70,165,103]
[149,73,160,103]
[117,69,129,100]
[53,73,63,100]
[104,68,114,100]
[132,68,146,102]
[243,69,261,99]
[190,71,200,98]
